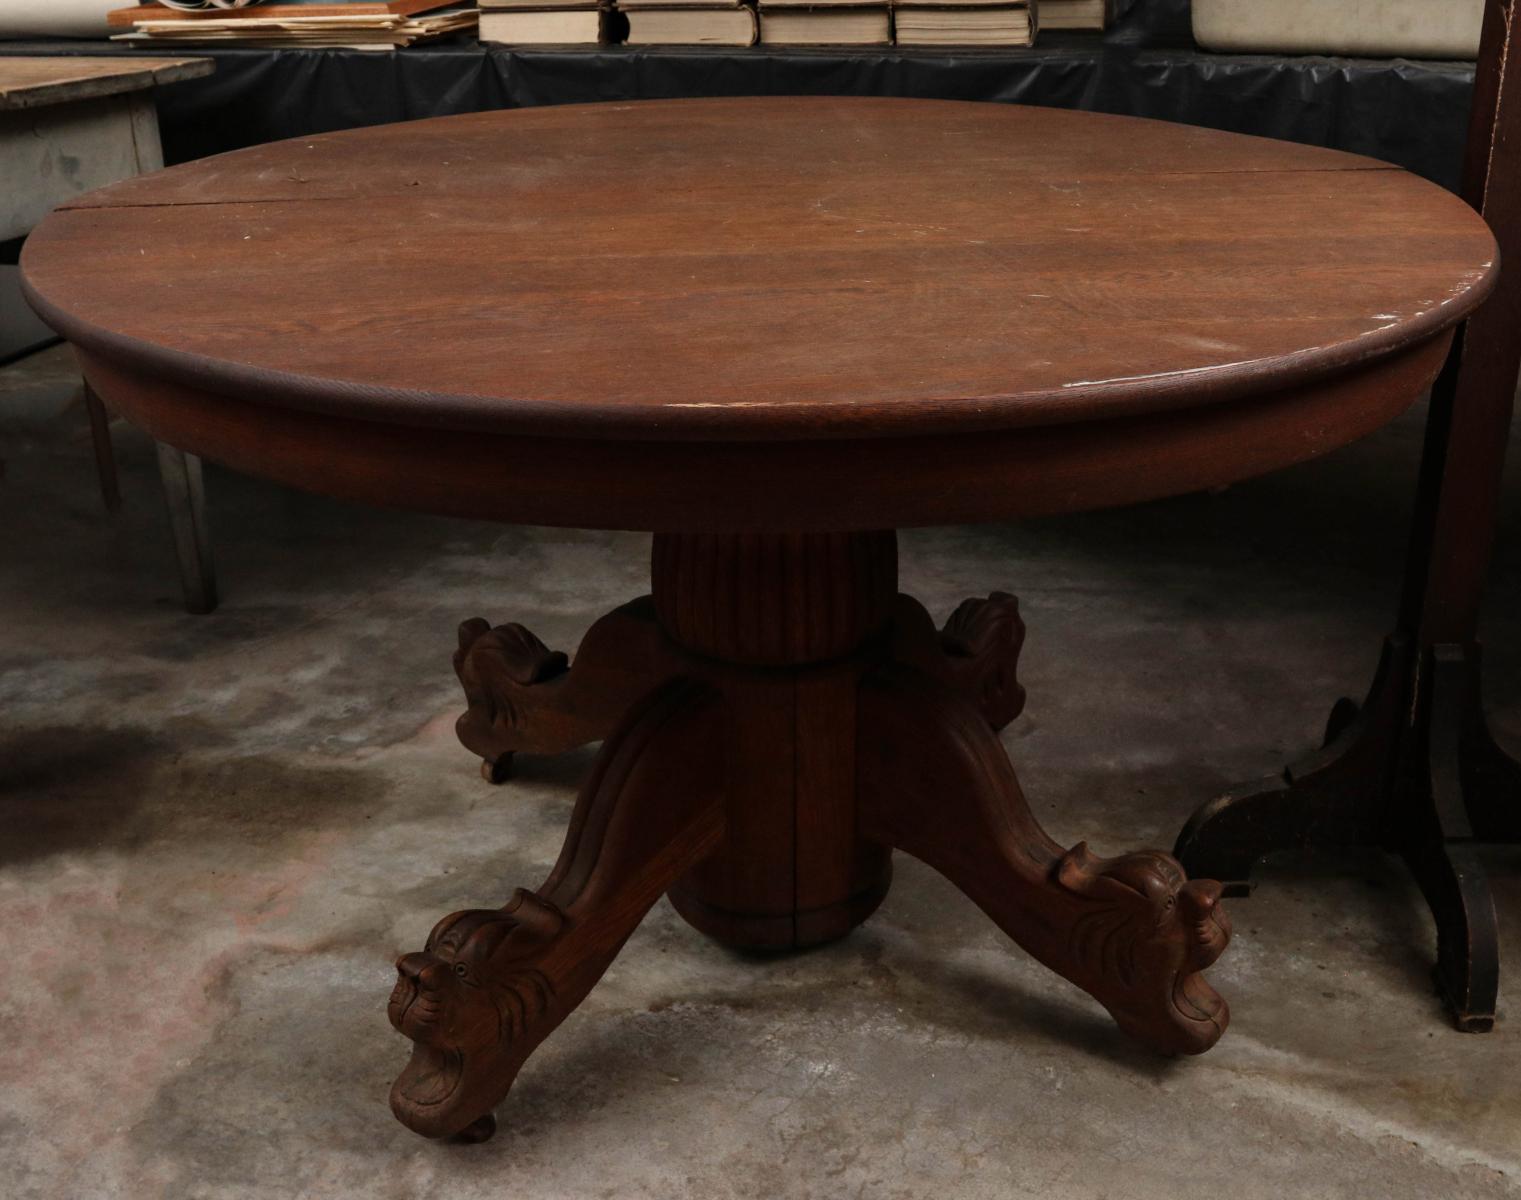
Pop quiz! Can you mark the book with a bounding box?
[618,0,745,8]
[757,2,887,43]
[893,0,1032,45]
[1192,0,1480,58]
[479,0,597,8]
[623,4,757,43]
[1039,0,1104,30]
[105,1,453,26]
[478,7,607,41]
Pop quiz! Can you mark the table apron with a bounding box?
[76,334,1450,533]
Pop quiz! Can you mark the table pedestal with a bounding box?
[386,532,1232,1142]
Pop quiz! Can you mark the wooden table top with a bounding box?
[0,56,213,112]
[20,97,1496,442]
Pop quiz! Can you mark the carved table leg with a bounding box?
[388,679,724,1139]
[859,662,1231,1056]
[889,593,1028,731]
[455,597,681,782]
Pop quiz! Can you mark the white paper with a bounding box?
[0,0,123,36]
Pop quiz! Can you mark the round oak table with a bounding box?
[21,97,1497,1144]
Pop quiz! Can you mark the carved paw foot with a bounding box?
[451,600,682,780]
[858,660,1232,1057]
[388,888,566,1139]
[939,592,1027,731]
[454,618,570,782]
[1056,843,1231,1055]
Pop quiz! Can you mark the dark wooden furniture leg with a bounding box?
[391,532,1233,1141]
[860,649,1230,1057]
[1176,0,1521,1031]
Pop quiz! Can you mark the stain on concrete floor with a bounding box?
[2,345,1520,1198]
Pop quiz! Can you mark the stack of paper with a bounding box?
[109,1,476,48]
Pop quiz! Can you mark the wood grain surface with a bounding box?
[106,1,453,26]
[0,56,213,111]
[21,97,1497,441]
[72,326,1450,532]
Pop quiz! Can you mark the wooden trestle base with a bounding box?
[1175,636,1521,1032]
[386,532,1232,1142]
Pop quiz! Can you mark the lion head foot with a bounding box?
[1057,842,1231,1056]
[453,618,570,765]
[388,888,564,1137]
[939,592,1027,731]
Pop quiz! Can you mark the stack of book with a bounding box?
[621,0,756,44]
[107,1,477,47]
[893,0,1032,45]
[1039,0,1105,30]
[478,0,610,42]
[757,0,888,44]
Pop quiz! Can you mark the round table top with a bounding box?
[21,96,1497,443]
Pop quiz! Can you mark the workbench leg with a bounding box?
[82,382,121,514]
[156,442,217,614]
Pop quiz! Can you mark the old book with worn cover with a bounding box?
[757,0,887,43]
[1192,0,1480,58]
[894,0,1031,45]
[478,5,607,40]
[1039,0,1104,30]
[623,2,756,44]
[480,0,596,9]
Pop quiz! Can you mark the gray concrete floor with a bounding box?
[3,343,1521,1199]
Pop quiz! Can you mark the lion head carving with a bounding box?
[1056,842,1230,1055]
[939,592,1027,731]
[388,887,564,1137]
[453,618,569,765]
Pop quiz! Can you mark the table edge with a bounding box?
[0,56,215,112]
[22,253,1498,441]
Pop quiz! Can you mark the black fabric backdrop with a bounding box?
[0,0,1477,187]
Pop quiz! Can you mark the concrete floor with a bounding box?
[3,343,1520,1199]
